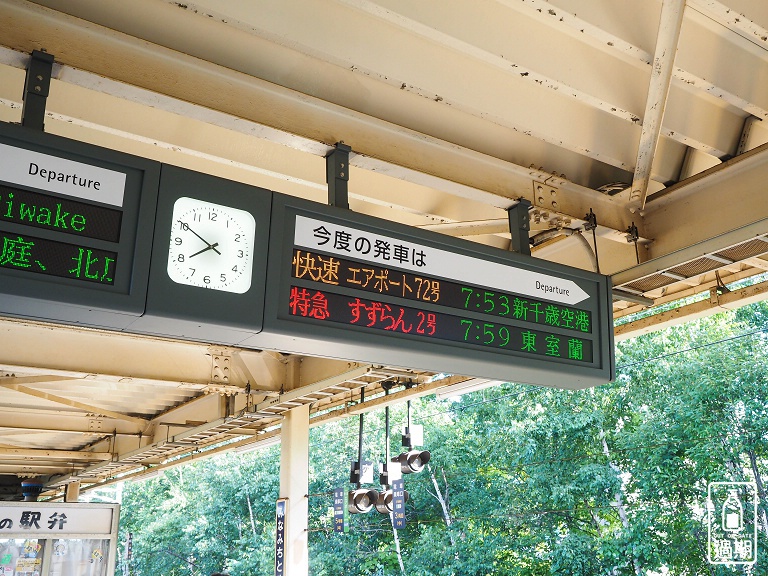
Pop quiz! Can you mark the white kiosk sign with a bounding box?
[0,502,119,576]
[0,504,114,535]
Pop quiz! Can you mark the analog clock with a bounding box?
[167,197,256,294]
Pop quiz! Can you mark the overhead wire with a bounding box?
[307,502,661,533]
[305,324,768,452]
[303,323,768,500]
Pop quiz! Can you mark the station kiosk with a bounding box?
[0,502,119,576]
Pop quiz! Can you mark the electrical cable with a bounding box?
[306,325,768,451]
[406,325,768,423]
[306,419,767,491]
[303,321,768,502]
[307,502,662,532]
[616,327,768,370]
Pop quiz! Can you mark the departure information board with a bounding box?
[0,122,612,388]
[290,246,594,363]
[0,182,123,285]
[0,122,159,328]
[0,229,117,284]
[250,197,614,389]
[0,183,123,243]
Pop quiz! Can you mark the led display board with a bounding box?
[0,121,613,387]
[243,196,614,389]
[0,122,159,328]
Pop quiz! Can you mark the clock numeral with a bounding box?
[174,237,182,245]
[232,265,238,272]
[177,254,185,262]
[234,234,241,242]
[209,212,217,221]
[189,268,195,276]
[237,250,244,258]
[220,274,226,283]
[178,220,189,231]
[204,275,211,284]
[193,212,201,222]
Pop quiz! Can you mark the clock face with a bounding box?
[167,197,256,294]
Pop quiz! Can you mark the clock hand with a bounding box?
[179,220,222,255]
[189,243,220,258]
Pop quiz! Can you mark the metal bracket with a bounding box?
[625,222,640,265]
[209,351,231,386]
[203,383,242,396]
[326,142,352,209]
[583,208,601,274]
[715,271,730,296]
[583,209,597,232]
[22,50,54,131]
[507,199,532,256]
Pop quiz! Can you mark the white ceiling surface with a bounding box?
[1,0,768,496]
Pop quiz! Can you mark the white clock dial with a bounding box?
[167,197,256,294]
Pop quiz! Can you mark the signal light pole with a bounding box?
[348,387,378,514]
[393,400,431,474]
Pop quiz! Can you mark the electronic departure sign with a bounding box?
[0,122,159,328]
[0,121,612,388]
[245,196,614,389]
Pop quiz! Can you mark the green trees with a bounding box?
[118,302,768,575]
[119,450,280,576]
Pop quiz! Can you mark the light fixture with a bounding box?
[375,488,411,514]
[392,450,430,474]
[140,468,162,481]
[348,386,378,514]
[374,384,411,516]
[232,434,280,453]
[348,488,380,514]
[392,399,431,474]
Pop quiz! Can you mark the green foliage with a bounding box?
[119,449,280,576]
[118,301,768,575]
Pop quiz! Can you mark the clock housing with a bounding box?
[130,165,272,344]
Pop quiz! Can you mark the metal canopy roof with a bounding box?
[1,0,768,499]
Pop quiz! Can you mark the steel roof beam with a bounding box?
[629,0,687,210]
[0,463,87,475]
[504,0,768,122]
[0,423,139,437]
[640,141,768,256]
[616,279,768,341]
[0,4,637,231]
[0,447,112,462]
[0,378,150,428]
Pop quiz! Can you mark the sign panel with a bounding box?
[274,499,287,576]
[245,196,614,388]
[0,143,126,207]
[0,122,160,329]
[333,487,347,533]
[0,123,611,389]
[294,215,589,305]
[0,503,115,535]
[391,479,406,529]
